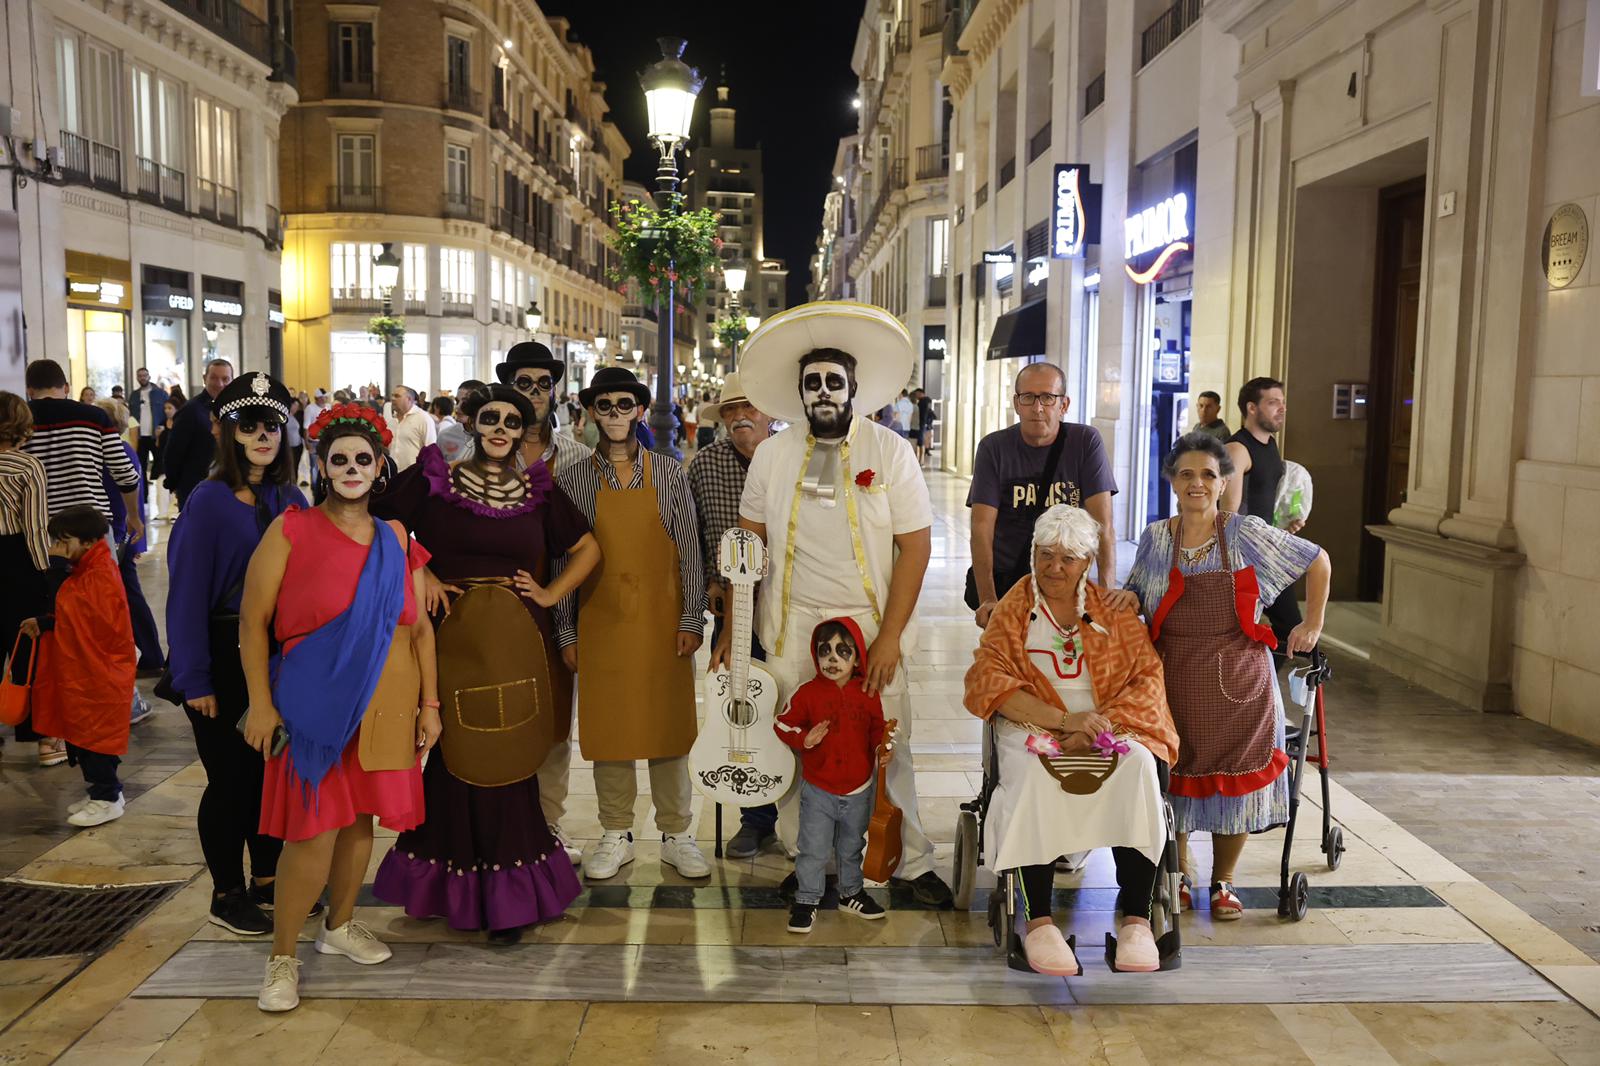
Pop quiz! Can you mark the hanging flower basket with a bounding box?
[715,315,750,349]
[606,194,723,301]
[368,315,406,347]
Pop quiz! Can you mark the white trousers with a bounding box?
[766,606,937,880]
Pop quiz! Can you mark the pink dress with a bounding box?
[259,508,429,842]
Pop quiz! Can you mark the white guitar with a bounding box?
[690,528,795,807]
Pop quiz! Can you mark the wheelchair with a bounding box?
[951,718,1183,975]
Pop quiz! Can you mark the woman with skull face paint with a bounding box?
[165,372,307,937]
[369,384,599,943]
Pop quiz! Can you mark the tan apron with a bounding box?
[357,626,422,771]
[436,581,555,786]
[576,452,697,761]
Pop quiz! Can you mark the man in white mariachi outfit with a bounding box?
[713,301,954,907]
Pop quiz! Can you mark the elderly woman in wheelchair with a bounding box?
[963,505,1179,976]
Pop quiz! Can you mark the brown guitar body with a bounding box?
[862,718,903,883]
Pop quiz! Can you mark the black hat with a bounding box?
[578,367,651,408]
[214,371,292,422]
[459,383,536,428]
[494,341,564,386]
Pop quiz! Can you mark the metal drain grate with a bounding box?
[0,880,183,960]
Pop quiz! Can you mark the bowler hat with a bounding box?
[494,341,565,386]
[578,366,651,408]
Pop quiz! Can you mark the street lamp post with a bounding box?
[723,259,747,363]
[373,242,402,392]
[639,36,704,458]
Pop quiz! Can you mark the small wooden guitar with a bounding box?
[862,718,903,883]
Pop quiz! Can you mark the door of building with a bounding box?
[1361,179,1425,600]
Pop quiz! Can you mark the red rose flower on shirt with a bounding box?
[855,469,875,488]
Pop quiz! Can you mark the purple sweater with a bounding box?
[164,478,306,699]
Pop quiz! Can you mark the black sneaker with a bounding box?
[725,825,778,860]
[787,902,816,934]
[839,890,886,920]
[248,880,326,921]
[778,871,835,901]
[208,888,272,935]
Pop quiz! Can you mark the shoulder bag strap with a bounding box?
[1035,424,1069,508]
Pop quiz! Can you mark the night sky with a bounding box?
[543,0,865,307]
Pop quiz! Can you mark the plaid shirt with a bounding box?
[687,436,758,587]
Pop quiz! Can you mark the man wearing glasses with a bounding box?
[553,366,710,882]
[968,363,1129,629]
[495,343,589,479]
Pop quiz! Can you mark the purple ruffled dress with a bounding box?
[371,446,585,931]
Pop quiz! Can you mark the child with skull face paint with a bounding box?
[368,384,601,943]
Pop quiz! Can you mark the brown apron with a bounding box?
[357,626,422,771]
[1150,516,1282,798]
[435,581,555,786]
[576,452,697,761]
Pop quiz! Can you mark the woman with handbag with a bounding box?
[0,392,54,764]
[239,406,440,1013]
[164,373,307,937]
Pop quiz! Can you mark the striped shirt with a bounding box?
[0,448,51,569]
[554,447,705,645]
[686,436,760,587]
[23,398,139,521]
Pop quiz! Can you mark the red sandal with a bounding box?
[1210,881,1244,920]
[1178,873,1194,911]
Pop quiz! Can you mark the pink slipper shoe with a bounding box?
[1114,920,1160,972]
[1022,924,1080,977]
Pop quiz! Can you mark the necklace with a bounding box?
[1178,538,1217,566]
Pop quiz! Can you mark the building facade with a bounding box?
[2,0,296,396]
[815,0,1600,742]
[838,0,954,419]
[278,0,626,398]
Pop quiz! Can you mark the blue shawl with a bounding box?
[272,516,406,793]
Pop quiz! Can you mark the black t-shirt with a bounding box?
[967,422,1117,587]
[1229,429,1282,521]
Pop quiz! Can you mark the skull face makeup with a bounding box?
[590,390,641,446]
[512,370,556,421]
[799,358,855,439]
[473,400,523,462]
[232,416,283,468]
[322,437,378,501]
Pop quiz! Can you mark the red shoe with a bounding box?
[1210,881,1244,920]
[1178,873,1194,912]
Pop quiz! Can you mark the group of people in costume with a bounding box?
[146,298,1328,1009]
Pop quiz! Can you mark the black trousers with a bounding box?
[137,435,158,500]
[69,744,122,801]
[1018,849,1159,921]
[185,628,280,894]
[1,534,47,743]
[118,545,164,670]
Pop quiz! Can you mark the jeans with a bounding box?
[69,744,122,802]
[794,778,875,905]
[709,612,778,835]
[118,544,164,670]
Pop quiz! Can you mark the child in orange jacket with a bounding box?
[774,616,892,934]
[21,505,136,828]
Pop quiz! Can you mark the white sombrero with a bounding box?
[738,301,913,425]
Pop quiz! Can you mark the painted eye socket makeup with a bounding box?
[235,416,284,435]
[802,373,848,394]
[475,410,525,432]
[328,452,375,469]
[594,398,638,415]
[815,640,856,660]
[513,374,554,394]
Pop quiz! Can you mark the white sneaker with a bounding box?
[314,919,392,965]
[582,830,634,880]
[549,822,582,866]
[67,798,91,815]
[257,955,301,1012]
[661,833,711,878]
[67,796,125,827]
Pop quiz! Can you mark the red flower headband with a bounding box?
[308,402,393,448]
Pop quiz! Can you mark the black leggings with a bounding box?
[1018,848,1159,921]
[185,633,280,895]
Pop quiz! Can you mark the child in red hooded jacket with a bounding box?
[20,505,137,829]
[774,617,892,933]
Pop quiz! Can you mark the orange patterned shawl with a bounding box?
[963,577,1179,766]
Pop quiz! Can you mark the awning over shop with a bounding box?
[986,298,1046,361]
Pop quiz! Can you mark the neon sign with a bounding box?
[1052,165,1088,258]
[1124,193,1191,283]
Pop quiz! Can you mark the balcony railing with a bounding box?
[60,131,122,192]
[894,19,912,54]
[1084,71,1106,115]
[331,290,386,314]
[859,158,907,243]
[997,157,1016,189]
[915,143,949,181]
[330,72,376,98]
[157,0,273,69]
[135,156,162,204]
[441,295,473,317]
[443,82,482,115]
[327,184,382,212]
[1141,0,1202,68]
[490,105,510,131]
[443,192,485,221]
[919,0,948,36]
[975,182,988,208]
[1027,122,1052,163]
[196,178,237,224]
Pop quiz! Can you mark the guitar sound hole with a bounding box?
[724,698,757,729]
